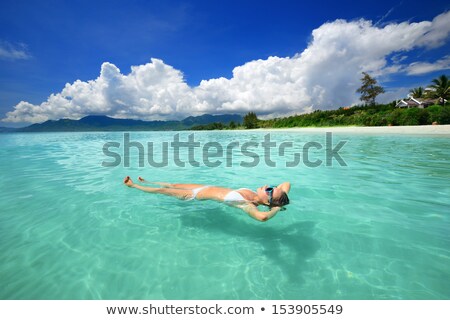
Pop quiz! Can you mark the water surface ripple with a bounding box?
[0,131,449,299]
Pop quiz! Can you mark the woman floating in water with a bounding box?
[123,176,290,222]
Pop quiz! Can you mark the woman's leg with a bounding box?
[124,177,194,200]
[138,176,205,189]
[138,177,174,187]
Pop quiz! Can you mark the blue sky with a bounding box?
[0,0,449,126]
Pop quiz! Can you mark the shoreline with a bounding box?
[1,124,450,135]
[251,124,450,135]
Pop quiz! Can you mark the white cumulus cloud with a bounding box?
[3,11,450,123]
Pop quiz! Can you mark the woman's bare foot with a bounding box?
[123,176,134,187]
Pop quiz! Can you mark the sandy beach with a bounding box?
[256,124,450,135]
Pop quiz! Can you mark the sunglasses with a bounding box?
[265,186,276,205]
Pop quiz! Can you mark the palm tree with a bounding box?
[409,87,424,98]
[429,75,449,105]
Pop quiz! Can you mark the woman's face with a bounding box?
[257,185,282,205]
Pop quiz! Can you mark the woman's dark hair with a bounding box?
[272,191,290,207]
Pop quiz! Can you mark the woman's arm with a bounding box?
[241,204,283,222]
[277,181,291,193]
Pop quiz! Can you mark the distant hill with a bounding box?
[15,114,243,132]
[0,126,17,133]
[181,114,241,126]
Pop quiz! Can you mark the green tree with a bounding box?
[438,106,450,124]
[429,75,449,105]
[356,72,385,105]
[243,112,259,129]
[409,87,424,98]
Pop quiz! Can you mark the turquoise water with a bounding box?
[0,131,449,299]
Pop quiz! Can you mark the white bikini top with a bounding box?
[224,188,253,203]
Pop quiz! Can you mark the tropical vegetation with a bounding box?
[243,112,259,129]
[429,74,449,104]
[356,72,385,105]
[409,87,424,98]
[192,74,449,130]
